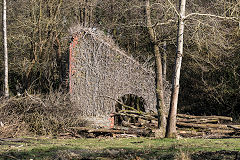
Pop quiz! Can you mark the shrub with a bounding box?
[0,92,85,138]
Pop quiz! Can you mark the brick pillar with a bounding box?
[109,114,115,128]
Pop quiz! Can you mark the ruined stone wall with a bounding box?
[69,26,170,128]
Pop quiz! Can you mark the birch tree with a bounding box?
[166,0,240,138]
[3,0,9,97]
[165,0,186,138]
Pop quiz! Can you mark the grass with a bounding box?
[0,137,240,159]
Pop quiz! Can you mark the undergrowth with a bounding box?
[0,92,85,137]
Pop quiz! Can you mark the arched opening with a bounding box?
[115,94,146,125]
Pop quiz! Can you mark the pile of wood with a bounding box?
[176,114,240,137]
[67,126,153,138]
[113,111,240,138]
[66,111,240,138]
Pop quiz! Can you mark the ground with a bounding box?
[0,137,240,159]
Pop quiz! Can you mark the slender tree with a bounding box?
[165,0,239,138]
[146,0,167,138]
[3,0,9,97]
[166,0,186,138]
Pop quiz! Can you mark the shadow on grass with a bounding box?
[0,146,176,160]
[1,147,240,160]
[0,146,67,160]
[1,146,240,160]
[1,138,240,160]
[191,150,240,160]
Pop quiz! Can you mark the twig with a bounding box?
[167,0,179,17]
[25,91,47,108]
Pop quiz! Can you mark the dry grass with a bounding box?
[0,91,85,138]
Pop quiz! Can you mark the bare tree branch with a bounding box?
[185,12,239,22]
[167,0,179,17]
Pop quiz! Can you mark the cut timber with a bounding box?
[113,127,153,137]
[177,122,229,129]
[114,112,155,121]
[113,111,237,138]
[228,125,240,130]
[121,121,143,129]
[69,127,125,134]
[209,129,235,134]
[88,128,125,134]
[177,114,232,121]
[177,130,205,136]
[115,112,233,122]
[139,118,150,125]
[69,127,152,137]
[113,134,137,138]
[177,117,219,124]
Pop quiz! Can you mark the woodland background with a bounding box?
[0,0,240,121]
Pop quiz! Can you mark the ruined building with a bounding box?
[69,26,170,128]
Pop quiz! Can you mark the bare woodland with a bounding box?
[0,0,240,138]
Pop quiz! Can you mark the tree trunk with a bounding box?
[162,41,167,80]
[146,0,166,138]
[84,0,88,27]
[166,0,186,138]
[3,0,9,98]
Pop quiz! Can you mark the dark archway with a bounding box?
[115,94,146,125]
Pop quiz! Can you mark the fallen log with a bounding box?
[113,126,153,136]
[177,118,219,124]
[114,112,155,121]
[115,112,232,122]
[113,134,137,138]
[69,127,125,134]
[69,127,153,137]
[177,114,232,121]
[176,122,229,129]
[138,118,150,125]
[209,129,235,134]
[121,121,143,129]
[114,111,237,137]
[115,110,158,120]
[227,125,240,130]
[177,130,205,136]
